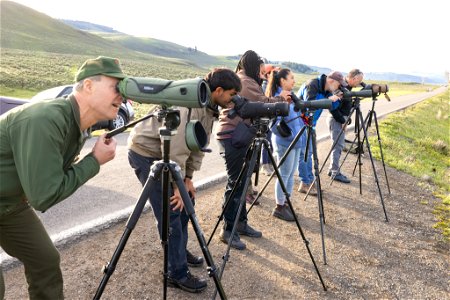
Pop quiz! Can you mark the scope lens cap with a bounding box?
[277,119,292,138]
[185,120,208,152]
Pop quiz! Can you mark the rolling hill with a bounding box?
[0,0,445,90]
[0,1,233,69]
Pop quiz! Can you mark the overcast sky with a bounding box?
[8,0,450,76]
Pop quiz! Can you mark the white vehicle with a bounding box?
[31,85,135,130]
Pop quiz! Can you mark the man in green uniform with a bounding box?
[0,56,126,299]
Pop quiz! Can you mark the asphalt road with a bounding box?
[1,86,446,263]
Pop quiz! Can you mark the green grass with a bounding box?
[369,89,450,241]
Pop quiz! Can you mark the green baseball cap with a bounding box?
[74,56,126,82]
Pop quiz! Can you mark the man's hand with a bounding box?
[170,187,184,211]
[184,177,196,199]
[92,133,117,165]
[328,94,342,102]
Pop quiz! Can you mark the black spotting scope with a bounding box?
[341,84,389,100]
[290,93,333,112]
[228,95,289,119]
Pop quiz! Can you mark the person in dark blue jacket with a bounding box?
[296,71,346,194]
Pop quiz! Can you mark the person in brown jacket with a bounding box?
[215,50,291,250]
[127,68,241,293]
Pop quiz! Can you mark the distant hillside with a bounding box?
[364,72,446,84]
[61,20,121,34]
[97,33,234,69]
[0,1,234,70]
[308,66,446,84]
[60,20,234,69]
[0,1,136,57]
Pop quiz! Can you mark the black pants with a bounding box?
[218,139,250,231]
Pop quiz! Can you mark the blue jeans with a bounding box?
[218,139,250,231]
[274,144,301,205]
[128,150,189,280]
[298,129,314,185]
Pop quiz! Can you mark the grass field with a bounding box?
[369,89,450,241]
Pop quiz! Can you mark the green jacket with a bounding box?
[0,95,100,214]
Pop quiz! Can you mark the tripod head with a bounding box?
[251,117,272,137]
[157,108,181,137]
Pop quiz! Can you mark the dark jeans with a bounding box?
[218,139,250,231]
[128,149,189,280]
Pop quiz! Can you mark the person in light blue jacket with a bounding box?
[267,68,300,222]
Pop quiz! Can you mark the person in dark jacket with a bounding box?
[296,71,345,194]
[326,69,364,183]
[0,56,124,299]
[215,50,290,250]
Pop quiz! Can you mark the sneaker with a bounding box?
[236,222,262,238]
[261,164,274,176]
[332,173,351,183]
[167,271,207,293]
[272,204,295,222]
[298,182,317,196]
[219,229,246,250]
[186,250,204,268]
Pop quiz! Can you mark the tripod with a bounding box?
[328,97,390,221]
[207,119,326,295]
[350,97,391,194]
[93,110,225,299]
[248,112,330,265]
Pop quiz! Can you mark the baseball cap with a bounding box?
[75,56,126,82]
[328,71,348,87]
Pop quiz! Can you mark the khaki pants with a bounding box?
[0,202,63,299]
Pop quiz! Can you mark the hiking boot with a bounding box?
[298,182,317,196]
[236,222,262,238]
[332,173,351,184]
[186,250,204,268]
[272,204,295,222]
[219,229,246,250]
[167,271,207,293]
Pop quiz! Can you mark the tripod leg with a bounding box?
[350,107,369,194]
[207,142,255,246]
[310,128,328,265]
[372,111,391,194]
[213,139,261,299]
[161,165,170,299]
[265,138,327,290]
[248,126,307,214]
[168,164,227,300]
[357,110,389,222]
[93,167,160,299]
